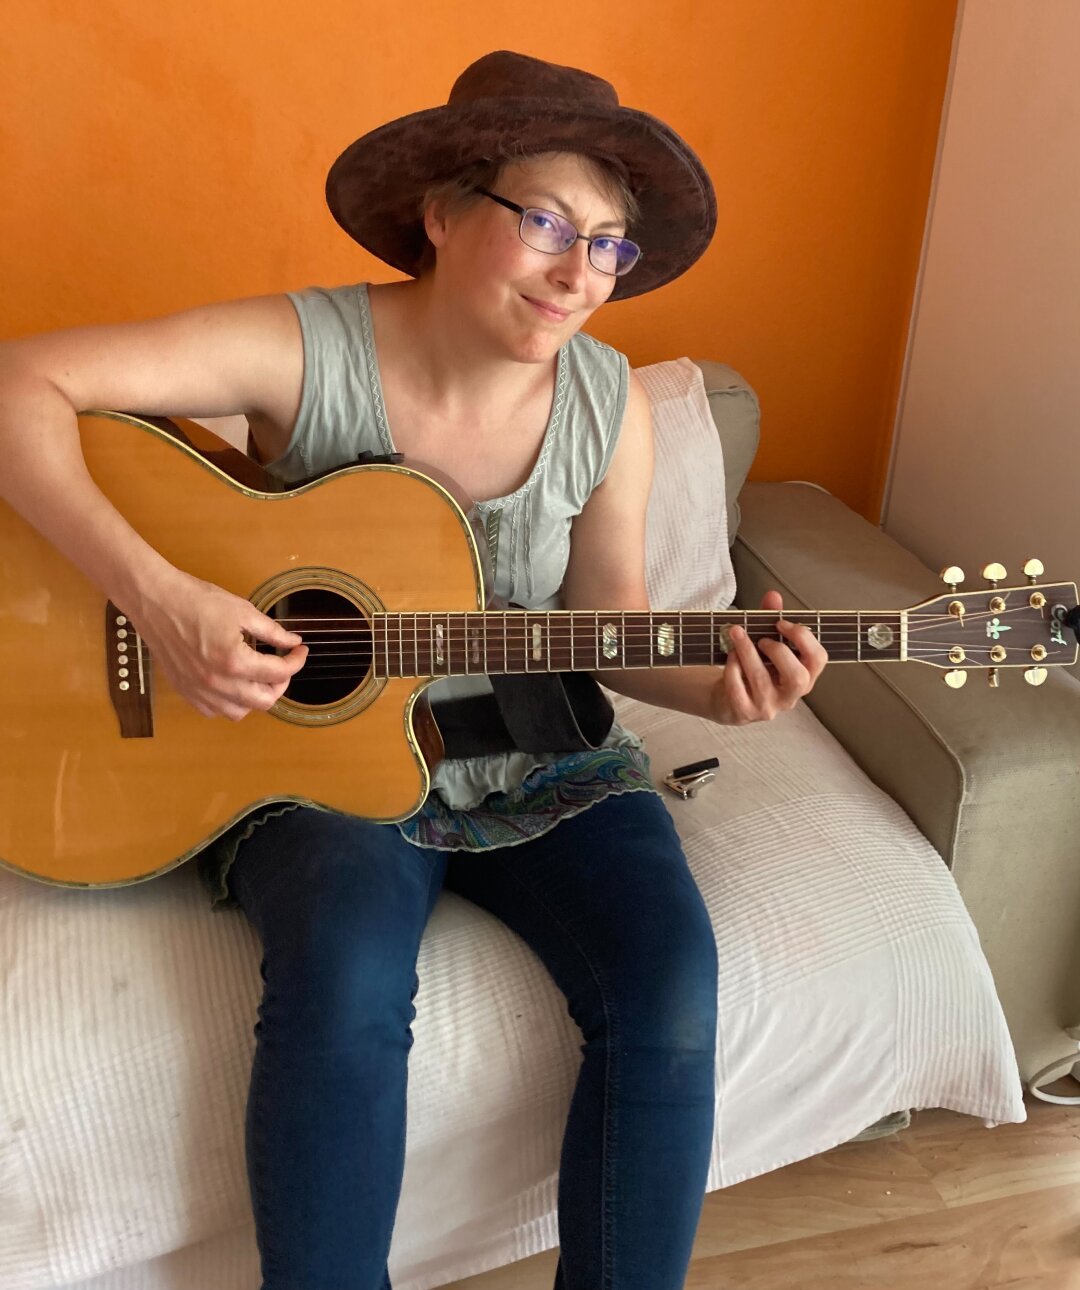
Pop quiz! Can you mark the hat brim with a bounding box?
[325,98,716,302]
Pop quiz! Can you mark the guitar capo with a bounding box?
[663,756,720,800]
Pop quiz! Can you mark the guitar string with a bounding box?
[259,608,1039,649]
[268,617,1042,654]
[289,633,1034,674]
[267,601,1043,628]
[266,601,1042,635]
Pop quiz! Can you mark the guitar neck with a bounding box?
[370,608,901,678]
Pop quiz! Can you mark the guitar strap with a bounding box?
[435,670,615,760]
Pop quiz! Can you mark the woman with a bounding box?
[0,51,826,1290]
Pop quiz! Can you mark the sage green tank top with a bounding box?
[273,283,642,810]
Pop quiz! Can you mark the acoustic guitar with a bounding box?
[2,412,1076,888]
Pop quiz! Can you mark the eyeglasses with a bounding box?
[475,188,642,278]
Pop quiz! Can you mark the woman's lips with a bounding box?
[522,295,571,322]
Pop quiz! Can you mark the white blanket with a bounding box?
[0,697,1023,1290]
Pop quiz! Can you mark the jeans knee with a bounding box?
[640,956,718,1054]
[252,858,430,1050]
[576,921,718,1056]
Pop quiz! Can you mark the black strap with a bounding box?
[433,672,615,760]
[1064,605,1080,645]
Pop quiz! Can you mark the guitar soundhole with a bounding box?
[259,588,372,706]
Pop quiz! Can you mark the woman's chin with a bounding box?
[502,327,566,366]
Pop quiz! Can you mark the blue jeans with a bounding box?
[229,791,719,1290]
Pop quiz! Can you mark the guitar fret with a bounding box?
[413,614,419,677]
[506,611,518,674]
[857,611,862,662]
[594,610,600,671]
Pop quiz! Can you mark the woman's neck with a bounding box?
[367,278,554,419]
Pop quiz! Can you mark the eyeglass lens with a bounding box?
[519,208,640,277]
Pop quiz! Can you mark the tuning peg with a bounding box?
[1023,558,1045,584]
[944,669,968,689]
[981,563,1007,587]
[1024,666,1048,686]
[941,566,965,591]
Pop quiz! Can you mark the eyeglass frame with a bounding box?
[473,188,642,278]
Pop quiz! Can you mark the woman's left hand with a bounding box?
[708,590,828,726]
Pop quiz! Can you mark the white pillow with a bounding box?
[637,358,737,611]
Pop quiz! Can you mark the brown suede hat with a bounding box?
[325,51,716,302]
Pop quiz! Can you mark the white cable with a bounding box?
[1027,1042,1080,1105]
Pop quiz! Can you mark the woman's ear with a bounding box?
[423,197,449,250]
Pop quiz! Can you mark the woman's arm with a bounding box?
[561,370,827,724]
[0,295,308,718]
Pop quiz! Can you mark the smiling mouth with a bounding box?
[522,296,571,322]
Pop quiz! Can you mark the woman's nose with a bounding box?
[549,238,592,291]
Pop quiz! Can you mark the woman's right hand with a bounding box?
[130,568,308,720]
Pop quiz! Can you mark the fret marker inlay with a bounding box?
[867,623,894,651]
[657,622,676,657]
[602,623,619,660]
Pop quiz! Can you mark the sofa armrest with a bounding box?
[732,480,1080,1073]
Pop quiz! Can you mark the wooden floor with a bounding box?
[443,1087,1080,1290]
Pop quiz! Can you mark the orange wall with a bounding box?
[1,0,956,517]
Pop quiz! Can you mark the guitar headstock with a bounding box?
[907,560,1078,688]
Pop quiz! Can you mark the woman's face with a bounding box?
[426,152,626,364]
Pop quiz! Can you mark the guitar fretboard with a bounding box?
[368,609,904,678]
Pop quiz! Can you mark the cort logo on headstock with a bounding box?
[1050,604,1069,647]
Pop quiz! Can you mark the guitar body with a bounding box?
[0,413,483,888]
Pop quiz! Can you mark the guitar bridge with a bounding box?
[106,602,154,738]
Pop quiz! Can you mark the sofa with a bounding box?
[5,356,1076,1290]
